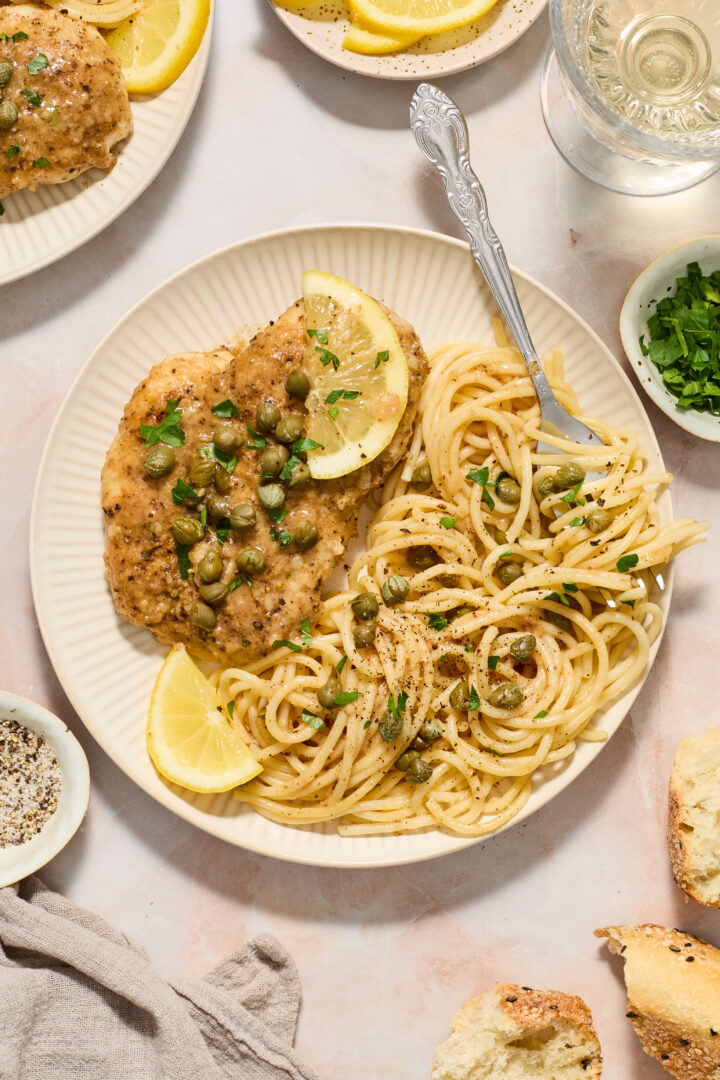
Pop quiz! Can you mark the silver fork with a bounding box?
[409,81,603,468]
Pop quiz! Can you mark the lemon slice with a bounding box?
[343,23,423,53]
[346,0,499,35]
[301,270,409,480]
[105,0,211,95]
[147,645,261,793]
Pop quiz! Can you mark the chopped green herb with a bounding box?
[22,88,42,106]
[266,506,287,524]
[228,575,252,593]
[270,523,292,547]
[568,517,586,527]
[327,406,339,421]
[428,613,448,630]
[534,710,549,719]
[363,720,371,729]
[292,436,322,453]
[215,519,230,545]
[545,591,571,606]
[482,745,501,757]
[31,156,50,168]
[334,690,362,707]
[140,399,185,447]
[5,144,19,159]
[316,346,340,369]
[562,582,578,593]
[171,478,198,506]
[300,617,312,644]
[466,466,495,510]
[325,388,359,405]
[273,639,302,653]
[374,350,389,369]
[226,701,235,720]
[464,642,473,653]
[1,30,28,41]
[211,399,240,418]
[301,709,325,730]
[176,545,190,580]
[198,442,236,475]
[488,655,499,670]
[468,685,481,711]
[387,691,408,722]
[439,516,456,528]
[499,550,513,559]
[27,53,48,74]
[621,599,636,609]
[616,553,639,573]
[246,424,266,450]
[279,453,301,481]
[336,655,347,673]
[559,482,586,507]
[307,328,328,344]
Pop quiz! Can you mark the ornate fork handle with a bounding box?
[410,82,558,414]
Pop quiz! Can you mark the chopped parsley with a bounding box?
[176,545,190,580]
[292,436,322,453]
[439,516,456,529]
[22,88,42,106]
[5,144,19,159]
[246,424,266,450]
[616,552,639,573]
[226,701,235,720]
[215,519,231,545]
[336,656,347,673]
[428,613,448,630]
[325,388,359,404]
[171,478,198,506]
[140,398,185,447]
[316,346,340,370]
[387,691,408,722]
[468,685,481,711]
[300,618,312,644]
[31,156,50,168]
[265,506,287,524]
[307,328,328,344]
[301,709,325,730]
[640,262,720,414]
[272,639,302,653]
[488,655,499,670]
[466,466,495,510]
[1,30,28,42]
[568,516,586,527]
[559,482,586,507]
[363,720,371,729]
[27,53,49,74]
[374,350,389,369]
[211,399,240,418]
[464,642,473,653]
[334,690,362,707]
[499,550,513,559]
[327,406,338,421]
[534,710,548,719]
[270,523,292,547]
[279,454,301,481]
[621,599,636,609]
[228,575,252,592]
[562,582,578,593]
[545,591,572,606]
[199,442,236,475]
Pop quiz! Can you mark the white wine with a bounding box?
[585,0,720,145]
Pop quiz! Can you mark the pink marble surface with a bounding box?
[2,3,720,1077]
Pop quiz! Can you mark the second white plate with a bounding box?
[30,223,671,868]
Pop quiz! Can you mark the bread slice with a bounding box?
[669,728,720,907]
[431,983,602,1079]
[596,924,720,1079]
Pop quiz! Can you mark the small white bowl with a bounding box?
[0,693,90,888]
[620,236,720,442]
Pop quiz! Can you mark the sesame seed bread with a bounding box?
[668,728,720,907]
[431,984,602,1079]
[596,924,720,1080]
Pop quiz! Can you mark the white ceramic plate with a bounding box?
[620,235,720,443]
[269,0,547,80]
[0,692,90,888]
[30,223,672,868]
[0,6,213,287]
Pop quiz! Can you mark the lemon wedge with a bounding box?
[346,0,499,35]
[105,0,211,95]
[147,645,261,793]
[301,270,409,480]
[343,23,423,53]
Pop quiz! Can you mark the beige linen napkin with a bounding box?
[0,877,319,1080]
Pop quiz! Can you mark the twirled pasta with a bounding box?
[213,329,707,837]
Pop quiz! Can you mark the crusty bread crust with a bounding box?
[497,984,598,1045]
[597,924,720,1080]
[668,728,720,908]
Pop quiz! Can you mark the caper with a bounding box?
[495,529,508,545]
[552,461,586,492]
[407,545,439,570]
[378,709,403,742]
[497,561,523,586]
[586,507,612,534]
[496,476,522,504]
[411,735,429,751]
[171,517,204,546]
[143,443,175,478]
[187,459,215,487]
[257,482,285,510]
[191,602,216,630]
[406,758,434,784]
[353,623,376,649]
[451,604,474,621]
[198,550,223,583]
[381,575,409,606]
[294,522,319,551]
[256,400,281,433]
[351,592,379,620]
[544,608,572,632]
[410,463,432,491]
[538,476,555,497]
[510,634,536,662]
[0,100,17,130]
[259,444,290,477]
[286,369,310,399]
[275,414,304,444]
[488,683,524,709]
[198,581,228,606]
[214,465,232,494]
[317,676,341,709]
[286,461,311,489]
[213,423,243,453]
[449,680,470,711]
[396,750,420,772]
[205,493,232,522]
[236,548,265,575]
[419,719,443,741]
[0,62,13,89]
[230,503,256,531]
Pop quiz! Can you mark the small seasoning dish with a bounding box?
[0,692,89,888]
[620,236,720,443]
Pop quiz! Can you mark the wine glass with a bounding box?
[541,0,720,196]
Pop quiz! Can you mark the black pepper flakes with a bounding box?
[686,956,695,962]
[670,945,682,952]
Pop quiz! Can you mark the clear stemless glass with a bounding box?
[541,0,720,196]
